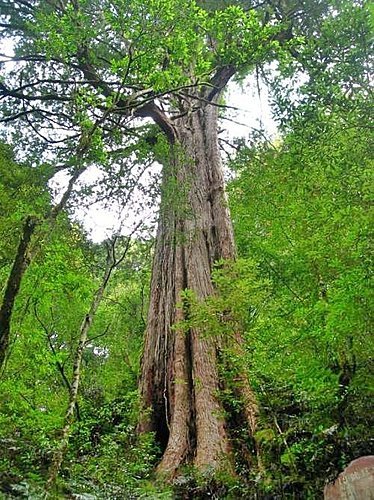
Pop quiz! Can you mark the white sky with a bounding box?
[225,77,277,139]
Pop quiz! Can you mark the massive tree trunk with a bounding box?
[139,99,257,477]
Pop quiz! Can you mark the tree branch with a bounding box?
[33,302,81,421]
[135,101,177,143]
[205,64,236,102]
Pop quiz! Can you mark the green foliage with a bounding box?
[0,229,152,494]
[62,394,161,498]
[0,144,51,266]
[33,0,213,92]
[33,0,284,93]
[171,467,247,499]
[177,259,269,341]
[271,0,372,127]
[2,0,287,165]
[224,34,372,492]
[0,144,153,497]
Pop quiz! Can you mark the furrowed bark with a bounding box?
[155,243,192,475]
[139,95,258,477]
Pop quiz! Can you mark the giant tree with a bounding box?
[0,0,333,476]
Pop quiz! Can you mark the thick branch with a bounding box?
[135,101,177,144]
[205,64,236,102]
[0,82,70,102]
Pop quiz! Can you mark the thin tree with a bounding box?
[0,216,37,368]
[0,126,100,370]
[0,166,87,370]
[45,232,138,491]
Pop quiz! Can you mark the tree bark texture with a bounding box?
[139,101,257,477]
[0,216,37,370]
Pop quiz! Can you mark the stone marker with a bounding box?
[324,456,374,499]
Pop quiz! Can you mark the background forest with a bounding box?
[0,0,373,498]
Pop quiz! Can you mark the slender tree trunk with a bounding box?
[0,166,85,372]
[139,102,257,477]
[45,244,116,491]
[0,216,37,368]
